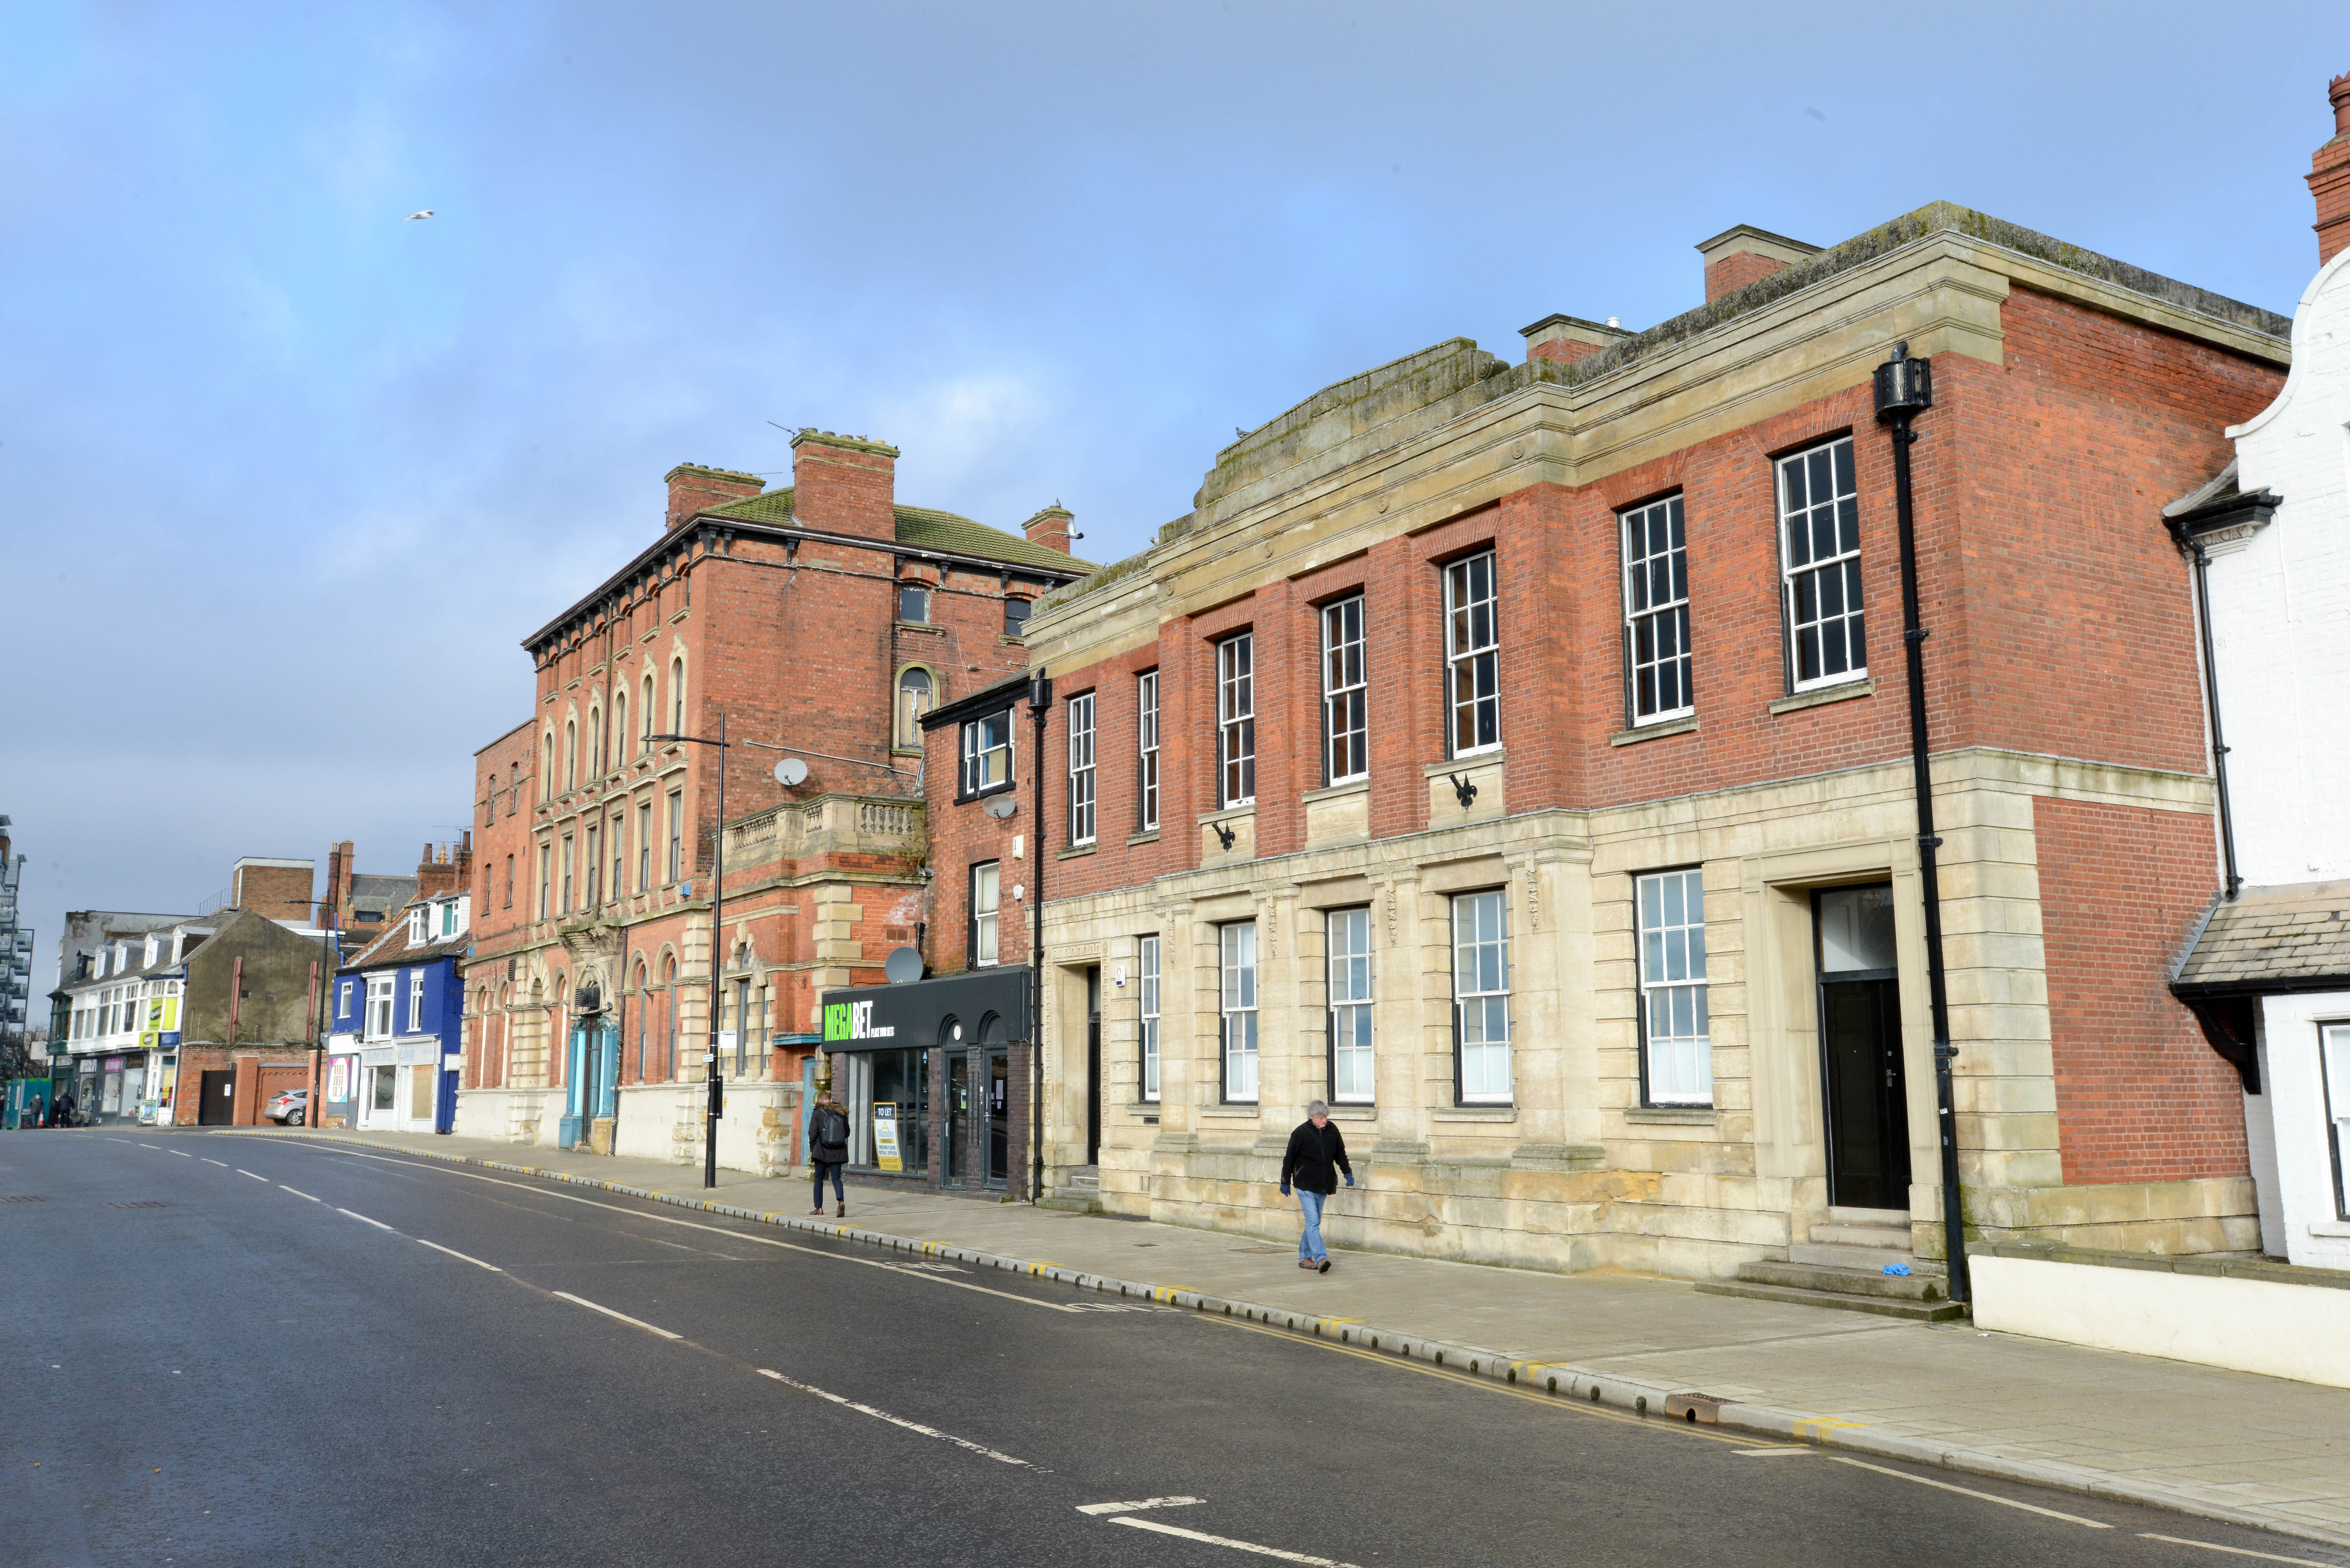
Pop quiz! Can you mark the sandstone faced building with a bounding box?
[955,202,2290,1281]
[458,432,1087,1170]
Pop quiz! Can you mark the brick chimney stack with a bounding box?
[1520,313,1632,366]
[789,431,899,542]
[2312,72,2350,265]
[416,841,464,901]
[1022,504,1074,555]
[664,464,764,534]
[1696,225,1822,303]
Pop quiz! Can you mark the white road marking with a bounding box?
[280,1187,320,1202]
[1105,1515,1361,1565]
[1734,1446,1814,1456]
[201,1158,228,1166]
[335,1207,398,1232]
[417,1239,502,1272]
[2139,1533,2339,1566]
[758,1369,1034,1466]
[137,1143,160,1150]
[1829,1457,2111,1527]
[287,1146,1088,1313]
[1078,1496,1203,1515]
[170,1150,191,1157]
[236,1170,268,1182]
[554,1291,681,1339]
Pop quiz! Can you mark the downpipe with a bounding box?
[1029,676,1052,1207]
[1877,344,1970,1307]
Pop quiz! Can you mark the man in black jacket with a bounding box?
[807,1093,851,1217]
[1278,1100,1353,1273]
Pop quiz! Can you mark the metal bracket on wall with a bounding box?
[1447,773,1478,809]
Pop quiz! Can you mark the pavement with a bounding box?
[225,1125,2350,1553]
[13,1127,2350,1568]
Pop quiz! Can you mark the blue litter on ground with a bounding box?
[1883,1263,1912,1277]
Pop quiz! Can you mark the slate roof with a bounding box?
[703,486,1093,576]
[340,901,470,975]
[2172,879,2350,995]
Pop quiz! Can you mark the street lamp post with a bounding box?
[649,712,727,1190]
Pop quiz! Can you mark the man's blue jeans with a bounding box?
[1296,1187,1327,1263]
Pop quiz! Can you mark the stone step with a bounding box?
[1809,1220,1914,1249]
[1791,1240,1919,1270]
[1826,1206,1911,1226]
[1694,1277,1968,1322]
[1737,1259,1948,1302]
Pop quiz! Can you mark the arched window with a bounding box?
[641,673,656,753]
[632,961,649,1082]
[540,734,554,803]
[547,973,567,1088]
[662,957,679,1081]
[564,720,577,792]
[671,657,686,734]
[612,691,627,770]
[588,706,603,780]
[896,667,934,748]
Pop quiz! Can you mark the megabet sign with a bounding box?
[823,1000,896,1042]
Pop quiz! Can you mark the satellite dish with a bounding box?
[774,758,809,787]
[981,795,1017,819]
[884,946,923,984]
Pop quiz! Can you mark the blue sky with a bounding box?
[4,0,2343,990]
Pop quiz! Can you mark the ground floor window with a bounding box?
[1220,922,1258,1102]
[1327,907,1374,1103]
[840,1047,930,1177]
[1638,869,1711,1105]
[1139,935,1161,1102]
[1452,889,1512,1103]
[371,1066,396,1111]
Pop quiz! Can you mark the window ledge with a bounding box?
[1056,844,1096,861]
[894,621,944,635]
[1198,804,1256,826]
[1610,715,1699,747]
[1433,1106,1516,1122]
[1326,1104,1376,1120]
[669,608,690,624]
[1201,1104,1261,1118]
[2308,1222,2350,1238]
[1126,829,1161,847]
[1302,778,1370,803]
[1424,750,1504,777]
[1769,677,1874,715]
[1624,1106,1716,1124]
[1126,1100,1164,1112]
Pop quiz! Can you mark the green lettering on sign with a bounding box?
[823,1003,852,1042]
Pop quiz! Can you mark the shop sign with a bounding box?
[873,1104,903,1172]
[328,1058,352,1102]
[137,994,180,1049]
[819,967,1030,1051]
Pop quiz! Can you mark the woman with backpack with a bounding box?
[807,1093,851,1217]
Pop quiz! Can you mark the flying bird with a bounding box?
[403,210,434,221]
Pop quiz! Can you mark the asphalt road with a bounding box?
[6,1130,2346,1568]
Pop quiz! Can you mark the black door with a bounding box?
[1815,884,1911,1212]
[198,1070,235,1127]
[945,1052,972,1187]
[986,1050,1009,1187]
[1084,967,1103,1166]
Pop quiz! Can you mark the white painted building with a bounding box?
[2169,242,2350,1269]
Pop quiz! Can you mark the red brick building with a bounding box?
[935,200,2292,1282]
[457,431,1088,1173]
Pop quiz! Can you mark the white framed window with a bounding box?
[960,710,1013,797]
[564,719,578,791]
[337,981,353,1021]
[1622,494,1693,724]
[666,791,683,883]
[1137,671,1160,832]
[612,691,626,769]
[408,971,426,1032]
[896,667,934,748]
[584,824,600,906]
[1637,869,1711,1105]
[609,818,624,907]
[1139,934,1161,1102]
[537,843,551,917]
[638,801,653,891]
[1322,597,1368,784]
[366,975,394,1040]
[561,834,574,913]
[971,862,1000,967]
[1444,551,1501,756]
[1220,921,1258,1102]
[1217,634,1255,808]
[641,673,656,755]
[1067,692,1096,846]
[441,901,459,937]
[2324,1023,2350,1220]
[671,657,686,732]
[406,909,425,946]
[1327,906,1374,1103]
[1452,889,1511,1103]
[1777,437,1866,690]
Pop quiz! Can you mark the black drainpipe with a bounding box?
[1876,343,1969,1308]
[2165,522,2241,902]
[1028,675,1052,1205]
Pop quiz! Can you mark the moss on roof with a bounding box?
[702,485,1092,575]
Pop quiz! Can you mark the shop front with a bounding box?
[820,967,1030,1196]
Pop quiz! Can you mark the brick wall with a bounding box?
[2035,795,2248,1184]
